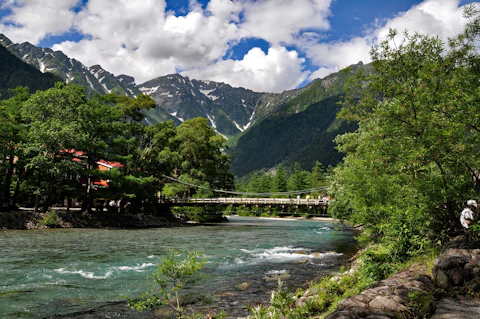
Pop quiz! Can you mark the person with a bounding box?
[460,199,477,243]
[296,194,300,205]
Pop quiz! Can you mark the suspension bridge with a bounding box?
[158,175,330,215]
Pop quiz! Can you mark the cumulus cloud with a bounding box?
[375,0,469,41]
[182,46,308,93]
[304,0,475,81]
[0,0,477,92]
[0,0,79,44]
[241,0,332,44]
[53,0,246,84]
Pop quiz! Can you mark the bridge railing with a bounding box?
[166,197,329,206]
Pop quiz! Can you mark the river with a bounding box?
[0,216,357,318]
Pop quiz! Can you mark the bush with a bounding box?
[42,210,61,228]
[123,249,208,317]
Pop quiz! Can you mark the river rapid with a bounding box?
[0,216,357,318]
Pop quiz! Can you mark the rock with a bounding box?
[448,268,467,286]
[466,276,480,291]
[235,282,250,291]
[368,295,408,312]
[264,273,291,282]
[433,268,450,289]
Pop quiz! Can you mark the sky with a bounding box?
[0,0,478,93]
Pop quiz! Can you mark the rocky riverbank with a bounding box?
[0,209,181,229]
[321,236,480,319]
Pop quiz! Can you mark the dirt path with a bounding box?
[429,297,480,318]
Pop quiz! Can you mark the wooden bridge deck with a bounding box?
[160,197,329,208]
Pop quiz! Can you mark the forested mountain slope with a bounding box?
[0,45,62,99]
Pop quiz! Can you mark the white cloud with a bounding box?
[0,0,79,44]
[182,46,308,93]
[304,37,372,82]
[0,0,477,92]
[52,0,245,84]
[241,0,332,44]
[305,0,475,81]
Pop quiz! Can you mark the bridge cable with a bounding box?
[161,174,327,197]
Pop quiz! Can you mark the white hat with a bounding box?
[467,199,478,208]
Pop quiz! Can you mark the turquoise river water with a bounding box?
[0,216,357,318]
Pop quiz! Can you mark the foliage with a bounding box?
[235,162,329,199]
[124,249,208,317]
[329,5,480,252]
[248,280,308,319]
[0,80,232,212]
[42,210,61,228]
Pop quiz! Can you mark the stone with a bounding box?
[371,286,394,297]
[325,311,358,319]
[303,287,319,297]
[466,276,480,291]
[448,268,467,286]
[235,282,250,291]
[433,268,450,289]
[338,297,369,309]
[369,296,408,312]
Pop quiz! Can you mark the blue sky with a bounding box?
[0,0,477,92]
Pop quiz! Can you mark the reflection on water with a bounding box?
[0,216,357,318]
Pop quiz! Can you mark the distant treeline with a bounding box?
[0,83,233,212]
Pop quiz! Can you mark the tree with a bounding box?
[272,164,288,193]
[21,82,89,211]
[174,118,233,197]
[0,87,29,207]
[330,5,480,253]
[288,163,309,193]
[124,249,207,317]
[310,161,326,189]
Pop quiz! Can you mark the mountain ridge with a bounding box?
[0,33,365,176]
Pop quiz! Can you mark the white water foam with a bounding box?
[55,263,155,279]
[240,246,343,264]
[56,268,113,279]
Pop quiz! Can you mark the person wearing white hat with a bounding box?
[460,199,477,243]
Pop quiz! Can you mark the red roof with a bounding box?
[97,160,123,168]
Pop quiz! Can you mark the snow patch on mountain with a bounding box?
[206,114,216,129]
[140,86,160,95]
[85,75,95,90]
[170,112,184,122]
[200,89,218,101]
[38,59,45,73]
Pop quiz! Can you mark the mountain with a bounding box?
[0,44,62,99]
[0,34,141,98]
[226,64,367,176]
[0,34,317,139]
[0,34,366,176]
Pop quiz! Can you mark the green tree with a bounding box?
[310,161,325,189]
[272,164,288,193]
[21,82,89,211]
[124,249,207,317]
[287,163,309,193]
[330,5,480,254]
[173,118,233,197]
[0,87,30,207]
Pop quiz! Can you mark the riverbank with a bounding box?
[0,209,338,230]
[0,209,181,229]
